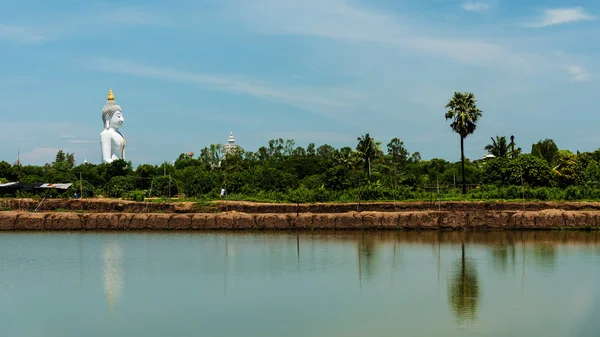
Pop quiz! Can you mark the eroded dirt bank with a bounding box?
[1,210,599,230]
[6,198,600,213]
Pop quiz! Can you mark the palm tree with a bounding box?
[356,133,382,177]
[508,135,522,159]
[445,92,483,194]
[334,146,361,169]
[484,136,509,158]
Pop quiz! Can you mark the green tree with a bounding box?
[387,138,409,188]
[0,161,16,181]
[200,144,222,169]
[410,152,421,163]
[509,135,522,159]
[506,154,553,187]
[102,159,132,181]
[484,136,509,158]
[552,150,579,187]
[582,160,600,187]
[445,92,483,194]
[356,133,382,178]
[531,139,558,166]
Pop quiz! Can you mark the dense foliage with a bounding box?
[3,92,599,202]
[2,135,600,202]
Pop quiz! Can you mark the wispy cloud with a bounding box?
[527,7,595,28]
[67,139,97,144]
[20,148,60,164]
[567,65,592,82]
[460,2,490,13]
[264,131,356,144]
[83,57,352,111]
[0,6,169,44]
[0,24,44,44]
[226,0,535,71]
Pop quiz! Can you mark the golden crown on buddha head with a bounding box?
[101,88,122,125]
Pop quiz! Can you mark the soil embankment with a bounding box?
[1,198,599,231]
[5,198,600,213]
[0,209,599,231]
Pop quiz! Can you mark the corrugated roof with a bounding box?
[0,182,19,188]
[39,183,73,189]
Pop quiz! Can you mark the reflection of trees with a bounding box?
[490,242,516,273]
[532,242,556,273]
[448,243,480,324]
[357,234,381,283]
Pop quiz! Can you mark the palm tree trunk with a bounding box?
[461,242,465,267]
[461,136,466,194]
[394,159,397,189]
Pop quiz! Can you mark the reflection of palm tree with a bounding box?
[448,243,480,324]
[358,234,379,280]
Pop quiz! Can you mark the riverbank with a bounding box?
[1,209,599,230]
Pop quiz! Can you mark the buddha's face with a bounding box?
[109,110,124,129]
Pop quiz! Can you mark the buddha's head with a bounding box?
[101,89,124,130]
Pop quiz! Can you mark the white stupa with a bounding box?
[222,131,239,155]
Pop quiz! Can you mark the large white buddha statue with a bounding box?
[100,89,126,164]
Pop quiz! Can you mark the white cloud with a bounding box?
[264,131,356,144]
[226,0,536,71]
[83,57,360,114]
[0,6,171,44]
[566,65,592,82]
[67,139,98,144]
[528,7,595,28]
[0,24,44,44]
[19,148,60,164]
[461,2,490,13]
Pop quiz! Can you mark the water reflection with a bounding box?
[0,230,598,337]
[102,240,124,313]
[357,233,382,283]
[490,243,517,273]
[448,242,480,324]
[533,242,557,273]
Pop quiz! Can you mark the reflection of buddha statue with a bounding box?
[103,241,124,313]
[100,89,126,163]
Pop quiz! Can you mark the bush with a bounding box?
[564,185,583,200]
[127,190,146,202]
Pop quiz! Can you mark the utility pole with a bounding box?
[80,171,83,200]
[225,176,228,213]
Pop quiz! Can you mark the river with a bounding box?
[0,231,598,337]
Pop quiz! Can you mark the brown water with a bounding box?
[0,231,598,337]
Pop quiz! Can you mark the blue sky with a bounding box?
[1,0,599,166]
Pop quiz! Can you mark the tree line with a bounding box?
[1,92,599,202]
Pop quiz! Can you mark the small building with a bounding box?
[0,182,73,197]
